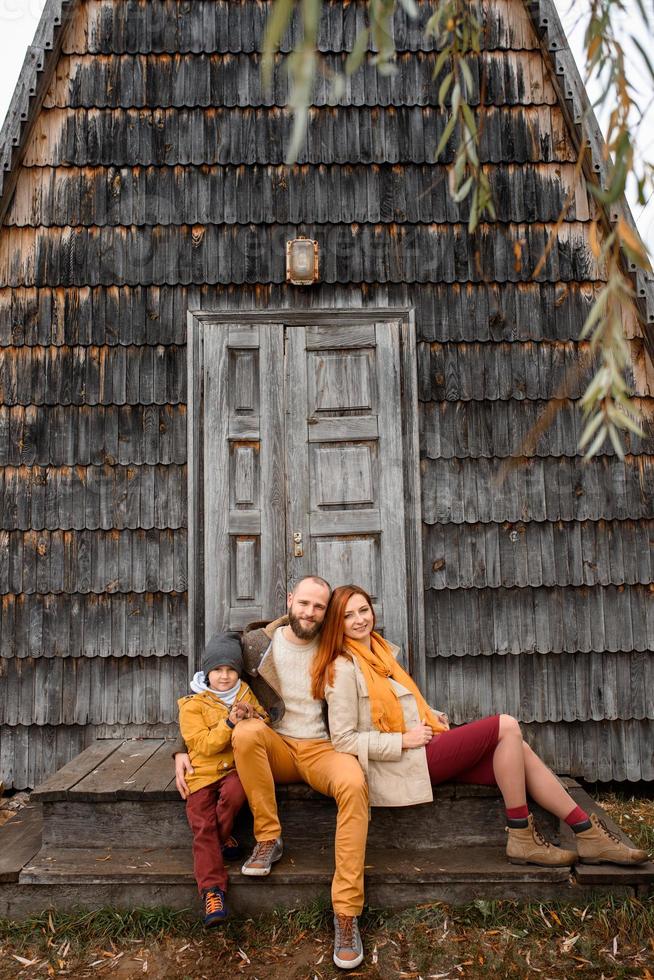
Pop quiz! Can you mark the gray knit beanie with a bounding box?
[201,632,243,678]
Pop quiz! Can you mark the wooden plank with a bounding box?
[560,786,654,885]
[305,323,376,349]
[259,325,287,615]
[187,312,204,676]
[376,321,409,655]
[118,740,179,801]
[309,508,382,536]
[21,846,195,885]
[228,511,261,534]
[228,323,261,347]
[229,606,263,629]
[193,309,413,327]
[400,310,426,687]
[31,739,124,801]
[18,843,570,891]
[285,326,312,585]
[38,796,216,849]
[203,325,230,639]
[228,417,260,440]
[70,740,165,801]
[0,804,43,883]
[307,416,379,442]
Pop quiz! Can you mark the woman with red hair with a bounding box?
[313,584,648,868]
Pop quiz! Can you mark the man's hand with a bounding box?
[434,710,450,731]
[174,752,193,800]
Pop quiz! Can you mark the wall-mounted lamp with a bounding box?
[286,237,319,285]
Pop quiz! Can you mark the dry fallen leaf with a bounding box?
[12,955,39,967]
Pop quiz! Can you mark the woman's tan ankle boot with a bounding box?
[506,815,577,867]
[574,813,649,865]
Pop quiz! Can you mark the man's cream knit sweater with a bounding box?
[270,627,328,740]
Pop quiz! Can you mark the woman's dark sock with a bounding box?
[505,804,530,828]
[564,804,592,833]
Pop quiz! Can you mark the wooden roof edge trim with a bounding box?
[525,0,654,349]
[0,0,80,226]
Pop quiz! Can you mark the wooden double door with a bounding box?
[188,310,424,676]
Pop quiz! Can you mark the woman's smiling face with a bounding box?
[343,593,375,642]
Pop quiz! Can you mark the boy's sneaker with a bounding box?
[202,886,228,926]
[333,914,364,969]
[221,836,241,861]
[241,838,283,876]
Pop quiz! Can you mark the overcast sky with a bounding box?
[0,0,651,249]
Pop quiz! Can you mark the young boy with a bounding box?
[178,632,269,926]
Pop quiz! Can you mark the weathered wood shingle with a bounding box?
[1,0,653,786]
[62,0,541,56]
[20,106,577,167]
[5,164,594,227]
[42,51,558,109]
[0,405,186,466]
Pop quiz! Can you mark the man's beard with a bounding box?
[288,611,322,641]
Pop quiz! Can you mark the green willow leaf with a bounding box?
[461,101,477,137]
[435,112,458,159]
[578,410,605,449]
[438,72,454,106]
[459,57,474,96]
[452,175,473,203]
[433,48,451,80]
[612,409,645,438]
[607,422,626,458]
[583,423,608,460]
[398,0,420,17]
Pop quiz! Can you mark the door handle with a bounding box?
[293,531,304,557]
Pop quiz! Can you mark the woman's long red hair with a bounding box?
[311,584,375,700]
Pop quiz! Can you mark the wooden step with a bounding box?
[559,785,654,888]
[0,804,42,883]
[17,842,576,913]
[32,737,561,850]
[37,788,561,851]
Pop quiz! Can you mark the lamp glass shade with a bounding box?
[287,238,318,284]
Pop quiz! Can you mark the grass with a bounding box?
[1,791,653,978]
[0,905,200,950]
[600,791,654,853]
[2,896,654,978]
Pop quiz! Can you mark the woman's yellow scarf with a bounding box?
[343,632,447,734]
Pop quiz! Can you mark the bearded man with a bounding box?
[174,576,368,970]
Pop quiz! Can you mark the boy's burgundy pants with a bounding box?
[185,771,246,892]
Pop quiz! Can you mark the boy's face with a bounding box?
[207,665,239,691]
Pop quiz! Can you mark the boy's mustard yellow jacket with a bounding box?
[177,681,269,795]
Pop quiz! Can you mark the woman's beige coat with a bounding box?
[324,644,434,807]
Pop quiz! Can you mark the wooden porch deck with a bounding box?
[1,739,652,920]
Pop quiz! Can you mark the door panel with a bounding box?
[285,321,409,649]
[203,323,286,633]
